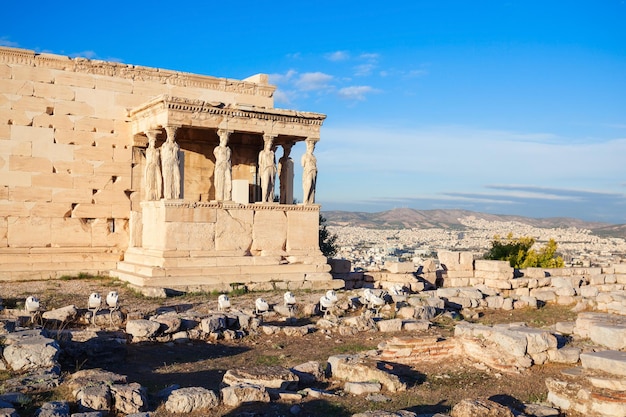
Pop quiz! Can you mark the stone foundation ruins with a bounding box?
[0,46,338,290]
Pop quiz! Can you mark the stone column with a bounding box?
[301,138,318,205]
[144,129,162,201]
[258,134,277,203]
[214,129,232,201]
[161,125,182,200]
[278,143,294,204]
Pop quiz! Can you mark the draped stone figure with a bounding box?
[258,135,277,203]
[301,139,317,205]
[278,143,294,205]
[161,126,181,200]
[213,129,232,201]
[144,130,162,201]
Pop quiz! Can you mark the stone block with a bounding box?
[95,76,133,93]
[344,381,381,395]
[71,203,112,218]
[221,383,270,407]
[0,77,34,95]
[252,209,287,253]
[11,95,52,114]
[589,324,626,350]
[9,155,52,173]
[474,260,513,273]
[477,270,513,281]
[54,72,96,88]
[74,116,116,133]
[3,108,33,126]
[437,250,459,269]
[31,202,73,218]
[530,289,556,302]
[0,201,30,216]
[51,188,93,204]
[55,100,95,117]
[50,218,93,246]
[328,258,351,274]
[286,209,318,251]
[13,65,54,83]
[445,270,474,278]
[509,326,557,354]
[33,82,75,101]
[9,186,52,202]
[384,261,414,273]
[73,145,114,162]
[31,173,74,189]
[459,251,475,266]
[164,387,219,413]
[7,216,51,247]
[580,350,626,376]
[377,318,403,332]
[483,279,512,290]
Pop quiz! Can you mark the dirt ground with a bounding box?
[0,276,584,416]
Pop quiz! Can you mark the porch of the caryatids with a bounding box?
[214,129,233,201]
[144,129,162,201]
[278,142,294,205]
[301,138,318,205]
[161,125,182,200]
[258,134,277,203]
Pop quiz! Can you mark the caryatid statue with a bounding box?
[301,139,318,205]
[258,134,277,203]
[161,126,181,200]
[144,130,162,201]
[278,143,294,205]
[213,129,232,201]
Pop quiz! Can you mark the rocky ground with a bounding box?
[0,276,599,416]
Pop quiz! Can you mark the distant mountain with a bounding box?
[322,208,626,239]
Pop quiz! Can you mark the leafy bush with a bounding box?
[319,214,338,257]
[484,233,564,268]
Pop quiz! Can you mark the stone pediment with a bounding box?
[129,95,325,145]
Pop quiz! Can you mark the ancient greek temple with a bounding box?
[0,46,340,291]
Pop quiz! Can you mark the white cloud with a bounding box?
[269,70,298,85]
[273,89,291,105]
[295,72,334,91]
[359,53,380,61]
[354,63,376,77]
[337,86,377,101]
[70,50,98,59]
[326,51,350,61]
[0,38,19,47]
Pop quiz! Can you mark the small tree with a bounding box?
[319,214,338,258]
[484,233,564,268]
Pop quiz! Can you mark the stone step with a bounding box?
[581,350,626,377]
[110,269,340,292]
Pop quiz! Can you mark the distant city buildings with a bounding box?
[329,216,626,271]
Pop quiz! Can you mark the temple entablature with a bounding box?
[129,95,325,141]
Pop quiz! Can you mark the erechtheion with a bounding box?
[0,46,340,292]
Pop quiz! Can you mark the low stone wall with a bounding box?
[331,254,626,315]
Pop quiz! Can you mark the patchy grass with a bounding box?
[332,342,376,354]
[254,355,282,366]
[475,303,578,328]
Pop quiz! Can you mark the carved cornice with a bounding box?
[0,46,275,97]
[141,200,320,212]
[130,95,325,127]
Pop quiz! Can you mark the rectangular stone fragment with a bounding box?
[580,350,626,376]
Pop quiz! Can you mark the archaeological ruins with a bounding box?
[0,46,338,291]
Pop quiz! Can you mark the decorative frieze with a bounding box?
[0,47,275,97]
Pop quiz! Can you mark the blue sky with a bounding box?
[3,1,626,223]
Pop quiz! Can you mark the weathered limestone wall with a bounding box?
[0,46,275,280]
